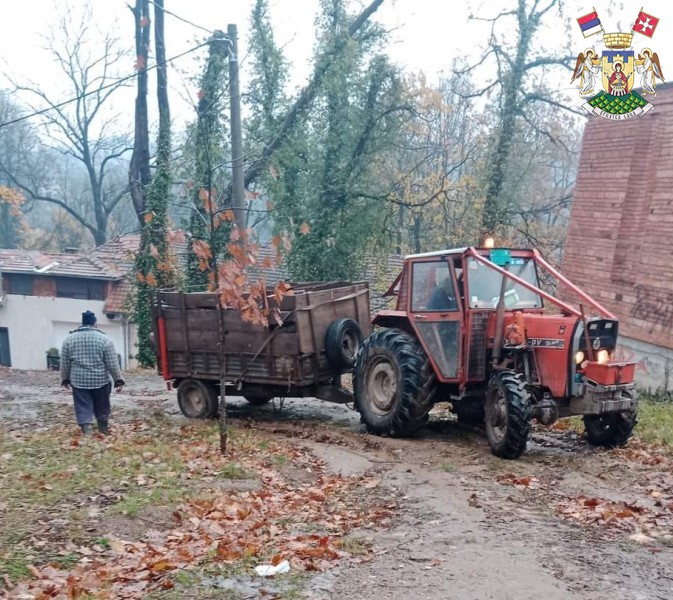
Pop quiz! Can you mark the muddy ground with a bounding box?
[1,369,673,600]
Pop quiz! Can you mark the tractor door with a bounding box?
[408,258,463,382]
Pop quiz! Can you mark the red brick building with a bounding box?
[562,83,673,391]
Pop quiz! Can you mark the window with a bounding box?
[56,277,105,300]
[7,274,33,295]
[416,321,459,378]
[466,257,542,309]
[411,261,458,312]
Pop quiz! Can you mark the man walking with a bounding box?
[60,311,125,435]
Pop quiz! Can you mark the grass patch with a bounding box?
[338,535,370,556]
[0,551,31,582]
[0,419,211,582]
[219,463,251,480]
[439,461,456,473]
[636,399,673,447]
[271,454,290,467]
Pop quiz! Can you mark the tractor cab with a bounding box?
[356,246,637,459]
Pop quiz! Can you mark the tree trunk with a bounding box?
[129,0,151,222]
[480,2,535,238]
[218,303,227,453]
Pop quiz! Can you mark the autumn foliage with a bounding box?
[5,421,393,597]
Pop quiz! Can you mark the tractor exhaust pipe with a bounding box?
[579,303,595,362]
[492,264,509,364]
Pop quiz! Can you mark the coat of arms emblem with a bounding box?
[571,8,665,119]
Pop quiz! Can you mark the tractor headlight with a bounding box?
[575,351,585,365]
[596,349,609,364]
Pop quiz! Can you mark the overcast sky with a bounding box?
[0,0,671,130]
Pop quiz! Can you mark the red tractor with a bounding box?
[353,246,638,458]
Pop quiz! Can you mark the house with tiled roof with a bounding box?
[0,238,139,370]
[0,229,405,371]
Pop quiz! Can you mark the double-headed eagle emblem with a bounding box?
[572,9,665,119]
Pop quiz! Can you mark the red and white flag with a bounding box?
[632,10,660,38]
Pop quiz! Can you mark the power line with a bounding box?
[0,41,211,130]
[147,0,214,35]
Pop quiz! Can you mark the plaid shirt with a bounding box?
[60,326,123,389]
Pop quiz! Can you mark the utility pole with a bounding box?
[227,24,246,232]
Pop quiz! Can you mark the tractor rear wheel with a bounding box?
[177,379,219,419]
[485,371,532,459]
[354,328,435,437]
[584,411,637,448]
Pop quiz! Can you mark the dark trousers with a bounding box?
[72,383,111,425]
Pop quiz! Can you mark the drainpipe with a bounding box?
[121,315,129,370]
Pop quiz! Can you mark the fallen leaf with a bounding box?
[109,539,126,553]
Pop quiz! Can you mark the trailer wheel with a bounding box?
[244,394,273,406]
[354,328,435,437]
[177,379,218,419]
[485,371,532,459]
[325,318,363,372]
[584,411,637,448]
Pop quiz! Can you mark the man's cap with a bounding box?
[82,310,97,325]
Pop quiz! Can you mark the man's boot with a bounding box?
[97,419,109,435]
[80,423,93,435]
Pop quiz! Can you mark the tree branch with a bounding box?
[238,0,386,194]
[523,93,586,117]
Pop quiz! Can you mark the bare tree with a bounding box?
[1,9,132,246]
[456,0,578,238]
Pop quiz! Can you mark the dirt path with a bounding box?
[2,369,673,600]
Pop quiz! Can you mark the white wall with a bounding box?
[0,294,133,370]
[617,337,673,393]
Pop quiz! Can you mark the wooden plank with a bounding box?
[269,332,300,355]
[184,293,219,309]
[179,292,193,375]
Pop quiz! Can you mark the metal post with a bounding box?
[227,24,246,232]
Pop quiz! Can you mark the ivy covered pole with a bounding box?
[186,31,230,291]
[133,0,174,368]
[227,24,246,232]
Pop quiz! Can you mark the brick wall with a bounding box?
[562,83,673,350]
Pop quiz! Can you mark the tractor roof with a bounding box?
[404,248,468,260]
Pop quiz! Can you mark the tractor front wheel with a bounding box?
[354,328,435,437]
[584,411,637,448]
[485,371,532,459]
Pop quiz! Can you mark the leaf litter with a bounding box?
[2,417,396,598]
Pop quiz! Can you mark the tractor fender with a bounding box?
[371,310,414,334]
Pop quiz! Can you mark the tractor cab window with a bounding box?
[411,260,457,312]
[466,257,542,309]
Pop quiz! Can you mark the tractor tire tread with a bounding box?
[583,411,637,448]
[354,328,435,437]
[487,371,532,459]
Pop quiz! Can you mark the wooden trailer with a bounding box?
[154,282,370,418]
